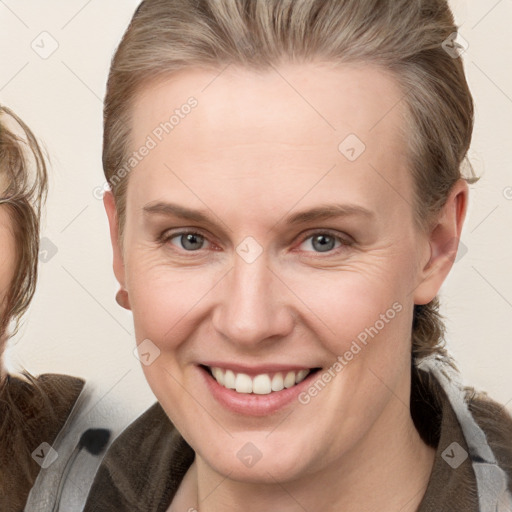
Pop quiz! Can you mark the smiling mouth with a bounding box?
[201,365,321,395]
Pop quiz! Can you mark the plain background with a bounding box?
[0,1,511,418]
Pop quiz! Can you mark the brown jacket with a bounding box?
[83,364,512,512]
[0,372,85,512]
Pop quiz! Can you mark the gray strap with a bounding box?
[417,356,512,512]
[24,381,149,511]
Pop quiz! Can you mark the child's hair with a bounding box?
[0,106,48,347]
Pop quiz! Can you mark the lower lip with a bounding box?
[200,366,319,416]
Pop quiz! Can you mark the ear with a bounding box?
[413,179,469,305]
[104,191,131,310]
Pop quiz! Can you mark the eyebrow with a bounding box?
[143,201,375,231]
[143,201,374,228]
[285,204,374,225]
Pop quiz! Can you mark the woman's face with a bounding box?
[107,63,453,482]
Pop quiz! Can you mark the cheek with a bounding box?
[127,249,412,351]
[280,260,410,348]
[0,268,10,307]
[0,234,16,313]
[127,256,219,348]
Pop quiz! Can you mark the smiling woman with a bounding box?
[82,1,512,511]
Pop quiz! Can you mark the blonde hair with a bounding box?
[0,106,48,345]
[103,0,478,362]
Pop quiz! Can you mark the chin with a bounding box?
[194,431,322,484]
[205,450,311,484]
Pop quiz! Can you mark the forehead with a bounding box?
[127,62,413,225]
[132,62,407,145]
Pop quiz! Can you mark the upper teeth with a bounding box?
[210,367,310,394]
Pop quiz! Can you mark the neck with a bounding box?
[171,397,435,512]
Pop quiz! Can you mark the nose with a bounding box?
[211,252,294,349]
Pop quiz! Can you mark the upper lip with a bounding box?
[200,362,320,376]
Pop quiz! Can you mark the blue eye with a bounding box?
[299,233,343,253]
[168,232,210,251]
[160,229,350,256]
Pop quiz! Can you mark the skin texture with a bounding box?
[0,205,16,369]
[105,62,468,512]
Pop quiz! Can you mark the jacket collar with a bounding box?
[84,367,496,512]
[417,356,512,511]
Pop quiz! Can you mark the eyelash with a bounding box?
[158,228,353,256]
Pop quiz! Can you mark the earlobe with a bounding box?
[115,287,131,310]
[413,179,469,305]
[103,191,130,309]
